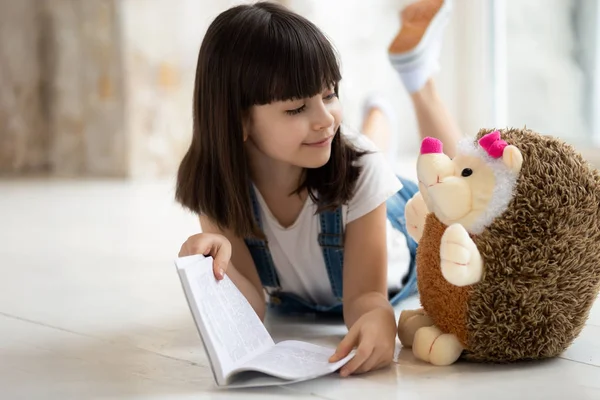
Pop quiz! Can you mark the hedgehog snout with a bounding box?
[417,152,455,188]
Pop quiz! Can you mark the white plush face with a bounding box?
[417,134,524,234]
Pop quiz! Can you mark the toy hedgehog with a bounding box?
[397,128,600,365]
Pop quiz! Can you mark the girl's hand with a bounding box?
[179,233,232,280]
[329,308,396,376]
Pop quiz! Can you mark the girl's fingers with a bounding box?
[330,327,359,363]
[211,239,232,280]
[178,234,232,280]
[339,342,374,377]
[354,348,386,375]
[178,242,188,257]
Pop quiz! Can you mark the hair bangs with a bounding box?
[240,9,341,108]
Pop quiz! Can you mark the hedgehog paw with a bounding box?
[413,326,464,366]
[397,308,434,347]
[405,192,429,243]
[440,223,483,286]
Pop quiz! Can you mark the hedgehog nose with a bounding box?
[420,137,443,154]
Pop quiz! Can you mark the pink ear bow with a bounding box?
[478,130,507,158]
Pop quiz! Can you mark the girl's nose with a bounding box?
[312,101,335,131]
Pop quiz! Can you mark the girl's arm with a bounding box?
[329,203,397,375]
[343,203,394,326]
[199,215,267,320]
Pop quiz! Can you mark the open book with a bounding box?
[175,254,354,388]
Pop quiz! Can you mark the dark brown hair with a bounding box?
[176,1,365,239]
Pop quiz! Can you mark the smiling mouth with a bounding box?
[303,135,334,146]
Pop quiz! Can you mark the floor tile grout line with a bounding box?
[0,311,203,368]
[0,311,103,339]
[558,355,600,368]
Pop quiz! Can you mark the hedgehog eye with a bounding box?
[461,168,473,177]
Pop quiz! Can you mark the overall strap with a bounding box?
[244,184,281,291]
[318,207,345,301]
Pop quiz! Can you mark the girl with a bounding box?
[176,0,461,377]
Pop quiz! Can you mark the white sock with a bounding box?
[388,0,450,93]
[389,34,442,93]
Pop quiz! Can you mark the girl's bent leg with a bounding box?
[388,0,462,158]
[410,79,462,158]
[361,95,398,163]
[361,105,391,153]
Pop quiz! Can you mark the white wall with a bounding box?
[504,0,590,145]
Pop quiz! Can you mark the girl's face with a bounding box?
[245,87,342,169]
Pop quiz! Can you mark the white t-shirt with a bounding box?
[252,134,411,306]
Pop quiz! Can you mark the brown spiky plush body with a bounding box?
[417,128,600,362]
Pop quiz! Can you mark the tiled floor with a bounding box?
[1,178,598,400]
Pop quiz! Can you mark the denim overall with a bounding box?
[244,176,419,315]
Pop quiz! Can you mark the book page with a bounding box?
[233,340,354,382]
[177,255,274,379]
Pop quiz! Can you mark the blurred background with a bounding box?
[1,0,599,179]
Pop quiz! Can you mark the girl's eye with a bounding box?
[284,93,336,116]
[285,105,306,115]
